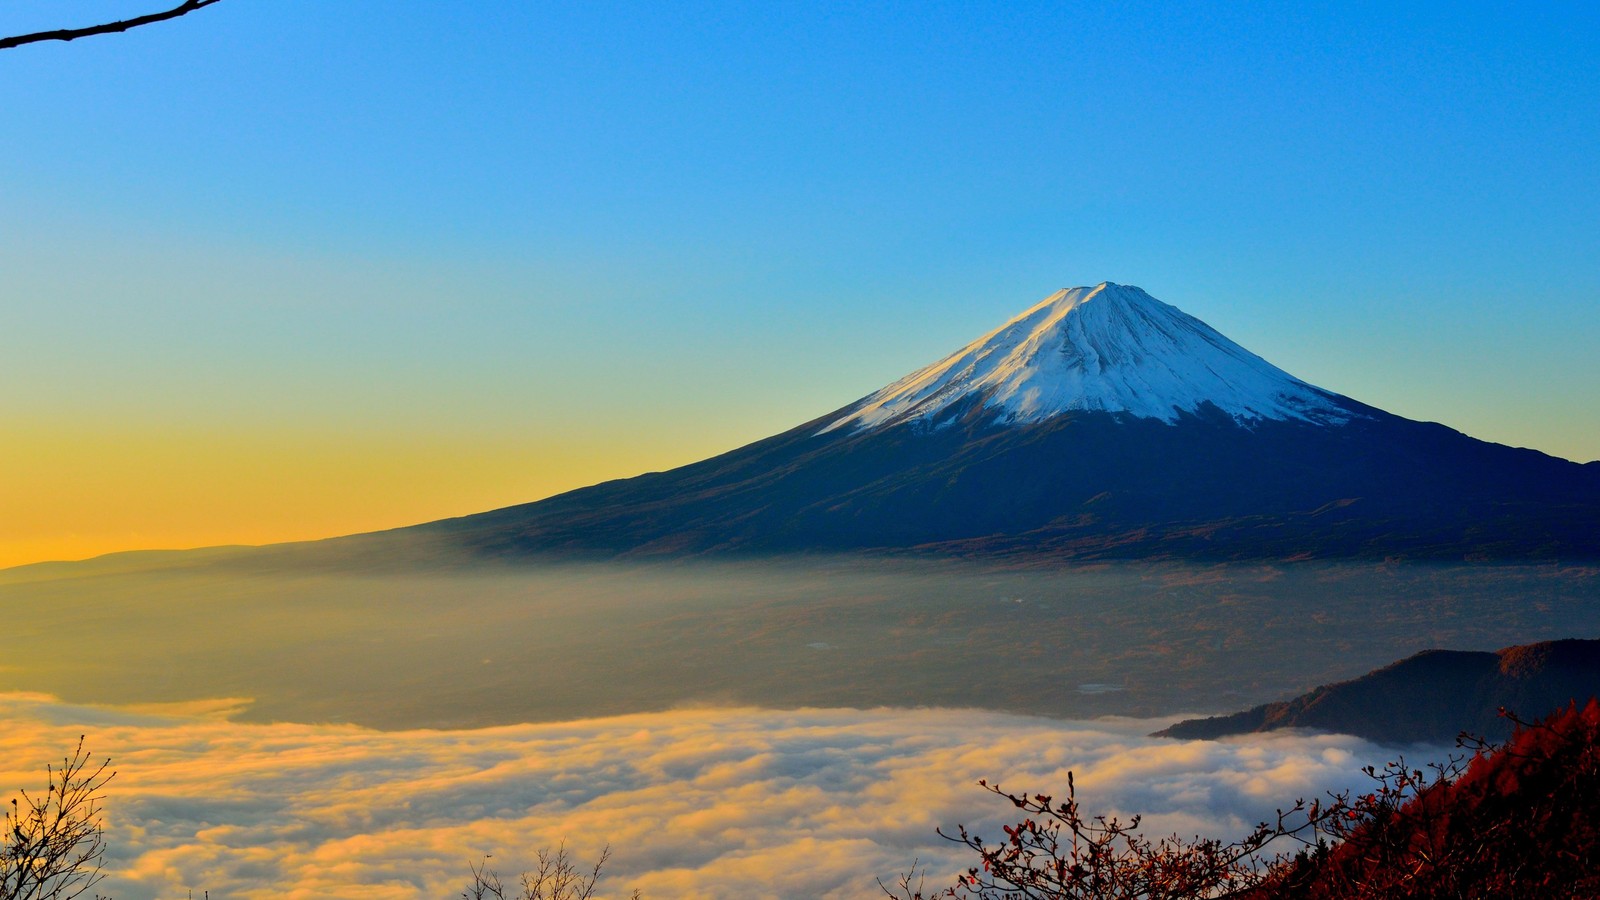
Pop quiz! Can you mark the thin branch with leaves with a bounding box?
[883,767,1339,900]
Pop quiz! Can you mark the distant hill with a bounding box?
[1156,638,1600,744]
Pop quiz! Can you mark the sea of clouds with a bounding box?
[0,693,1431,899]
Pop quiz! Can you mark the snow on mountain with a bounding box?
[822,282,1358,434]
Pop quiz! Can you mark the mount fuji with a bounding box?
[823,282,1354,432]
[390,282,1599,562]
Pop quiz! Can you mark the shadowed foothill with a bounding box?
[1157,638,1600,745]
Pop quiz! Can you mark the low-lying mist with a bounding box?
[2,692,1418,900]
[3,550,1596,728]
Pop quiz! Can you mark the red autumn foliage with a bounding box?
[1254,699,1600,899]
[896,700,1600,900]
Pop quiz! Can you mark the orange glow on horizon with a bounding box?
[0,423,714,570]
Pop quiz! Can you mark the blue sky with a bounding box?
[3,1,1598,564]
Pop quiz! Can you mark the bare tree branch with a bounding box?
[0,0,226,52]
[1,737,116,900]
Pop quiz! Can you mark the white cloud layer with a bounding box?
[0,694,1424,899]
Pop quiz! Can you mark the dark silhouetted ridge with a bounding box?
[1156,639,1600,744]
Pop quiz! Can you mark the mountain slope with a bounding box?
[1251,700,1600,899]
[1156,639,1600,744]
[377,280,1600,560]
[354,282,1600,563]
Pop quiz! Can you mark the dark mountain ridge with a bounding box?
[1156,638,1600,744]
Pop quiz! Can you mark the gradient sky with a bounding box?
[3,1,1598,567]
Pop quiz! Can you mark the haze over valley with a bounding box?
[5,554,1598,731]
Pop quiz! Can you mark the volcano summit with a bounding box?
[825,282,1354,432]
[393,282,1599,562]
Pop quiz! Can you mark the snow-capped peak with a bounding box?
[821,282,1357,434]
